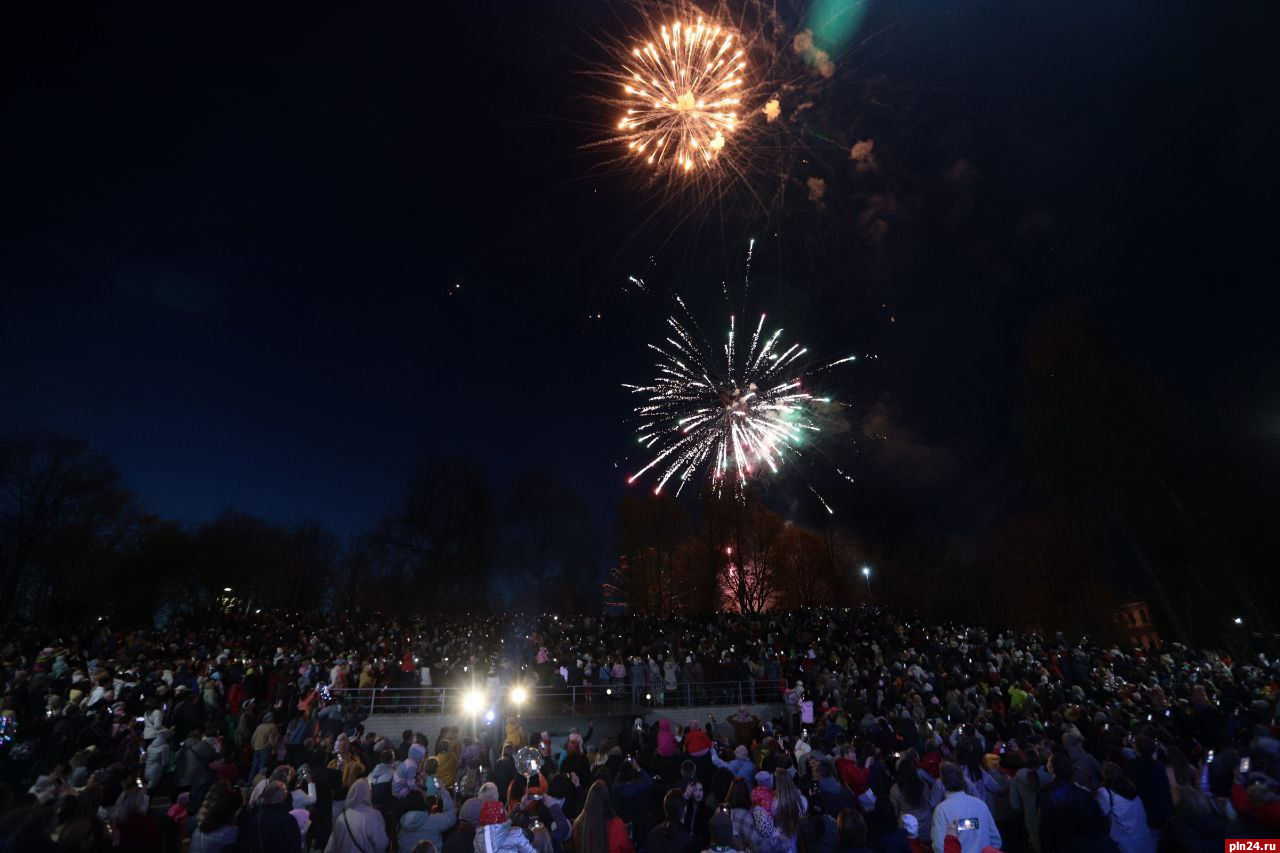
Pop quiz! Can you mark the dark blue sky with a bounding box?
[2,0,1274,542]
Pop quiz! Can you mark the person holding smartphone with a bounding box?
[930,763,1001,853]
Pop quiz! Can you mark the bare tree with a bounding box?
[381,455,492,606]
[499,470,598,611]
[613,493,690,614]
[284,520,341,610]
[0,429,136,620]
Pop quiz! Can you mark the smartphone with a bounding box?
[958,818,979,831]
[1104,724,1110,731]
[1240,757,1251,773]
[1208,750,1215,763]
[530,818,543,830]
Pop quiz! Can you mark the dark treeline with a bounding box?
[1,302,1273,645]
[0,436,599,624]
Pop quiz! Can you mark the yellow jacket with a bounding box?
[250,722,278,752]
[434,749,459,788]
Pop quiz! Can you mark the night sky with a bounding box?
[2,1,1275,549]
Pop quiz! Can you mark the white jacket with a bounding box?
[1096,788,1155,853]
[474,821,536,853]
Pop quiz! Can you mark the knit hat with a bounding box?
[480,801,508,826]
[900,814,918,838]
[460,797,484,826]
[753,771,773,789]
[750,786,773,810]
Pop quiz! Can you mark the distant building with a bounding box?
[1114,600,1161,650]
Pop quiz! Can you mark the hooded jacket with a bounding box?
[1095,787,1154,853]
[711,746,755,780]
[398,787,457,853]
[656,720,677,757]
[326,779,389,853]
[144,736,170,789]
[684,726,712,755]
[395,743,427,798]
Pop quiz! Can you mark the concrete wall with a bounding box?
[360,703,783,746]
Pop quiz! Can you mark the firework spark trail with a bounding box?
[627,306,857,498]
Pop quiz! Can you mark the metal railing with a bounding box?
[331,679,784,716]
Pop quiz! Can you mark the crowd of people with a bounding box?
[0,607,1277,852]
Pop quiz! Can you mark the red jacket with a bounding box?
[684,729,712,754]
[574,817,633,853]
[836,758,870,794]
[607,817,634,853]
[1232,782,1280,831]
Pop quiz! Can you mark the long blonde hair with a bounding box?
[772,770,802,838]
[571,780,616,853]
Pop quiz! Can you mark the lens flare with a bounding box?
[625,300,856,498]
[614,15,747,175]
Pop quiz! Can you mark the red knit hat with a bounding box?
[750,786,773,810]
[480,801,508,827]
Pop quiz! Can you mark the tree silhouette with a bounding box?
[0,429,136,620]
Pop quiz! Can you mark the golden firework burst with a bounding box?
[615,16,747,174]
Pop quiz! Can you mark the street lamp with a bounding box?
[861,566,872,598]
